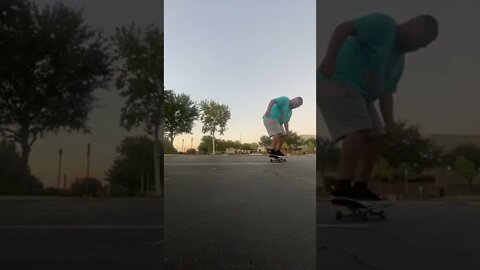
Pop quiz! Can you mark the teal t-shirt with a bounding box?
[263,96,292,124]
[318,13,405,102]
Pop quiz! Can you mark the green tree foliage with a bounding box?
[453,156,477,192]
[0,0,112,168]
[285,131,304,148]
[164,90,199,145]
[316,136,340,173]
[200,100,231,154]
[71,177,102,197]
[0,139,43,194]
[382,120,443,174]
[259,135,272,148]
[113,23,164,195]
[105,136,154,195]
[443,143,480,169]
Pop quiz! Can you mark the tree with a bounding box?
[198,136,213,154]
[0,1,112,168]
[113,24,164,197]
[316,136,340,174]
[443,143,480,169]
[453,156,477,193]
[105,136,154,195]
[371,157,394,182]
[0,139,43,194]
[382,120,443,174]
[71,177,102,197]
[285,131,304,148]
[259,135,272,149]
[163,137,177,154]
[200,100,231,154]
[164,90,199,145]
[306,139,316,153]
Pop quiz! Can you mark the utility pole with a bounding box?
[86,143,90,197]
[57,148,62,189]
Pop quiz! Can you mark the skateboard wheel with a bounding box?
[335,211,342,220]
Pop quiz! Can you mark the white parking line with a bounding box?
[165,163,274,166]
[317,224,373,228]
[0,225,164,229]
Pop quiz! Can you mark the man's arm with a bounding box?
[379,93,394,130]
[320,20,357,78]
[284,122,289,135]
[265,99,277,117]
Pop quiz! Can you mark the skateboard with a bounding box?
[331,197,391,221]
[269,154,287,163]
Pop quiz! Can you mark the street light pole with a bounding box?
[57,148,62,189]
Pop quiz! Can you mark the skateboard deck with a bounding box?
[331,197,392,221]
[269,154,287,163]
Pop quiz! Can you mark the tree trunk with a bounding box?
[159,118,165,198]
[153,125,161,196]
[20,135,31,170]
[169,133,174,146]
[19,133,32,189]
[212,133,216,155]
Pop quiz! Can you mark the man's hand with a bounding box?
[320,20,356,79]
[319,57,336,79]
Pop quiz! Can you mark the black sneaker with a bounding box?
[275,150,285,156]
[330,186,355,199]
[352,188,382,201]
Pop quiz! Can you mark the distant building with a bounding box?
[426,134,480,150]
[299,134,315,141]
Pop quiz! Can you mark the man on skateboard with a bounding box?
[263,96,303,157]
[317,13,438,201]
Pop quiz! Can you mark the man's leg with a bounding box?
[317,81,371,198]
[271,134,281,151]
[351,103,387,200]
[264,117,282,154]
[276,134,287,152]
[332,131,368,196]
[354,136,384,183]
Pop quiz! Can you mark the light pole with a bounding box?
[57,148,62,189]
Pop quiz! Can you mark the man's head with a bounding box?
[290,97,303,109]
[397,15,439,53]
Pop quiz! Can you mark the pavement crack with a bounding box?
[338,249,380,270]
[266,170,315,186]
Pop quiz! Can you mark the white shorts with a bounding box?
[263,117,286,137]
[317,80,385,142]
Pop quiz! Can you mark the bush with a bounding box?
[186,148,197,155]
[71,177,103,197]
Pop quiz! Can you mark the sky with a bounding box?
[27,0,163,187]
[316,0,480,138]
[165,0,316,151]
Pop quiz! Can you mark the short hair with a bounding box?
[418,14,439,41]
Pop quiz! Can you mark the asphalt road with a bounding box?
[4,154,472,270]
[0,198,164,270]
[317,200,480,270]
[164,154,316,270]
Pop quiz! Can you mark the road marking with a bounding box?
[165,163,275,166]
[0,225,164,229]
[317,224,373,228]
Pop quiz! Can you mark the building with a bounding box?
[426,134,480,150]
